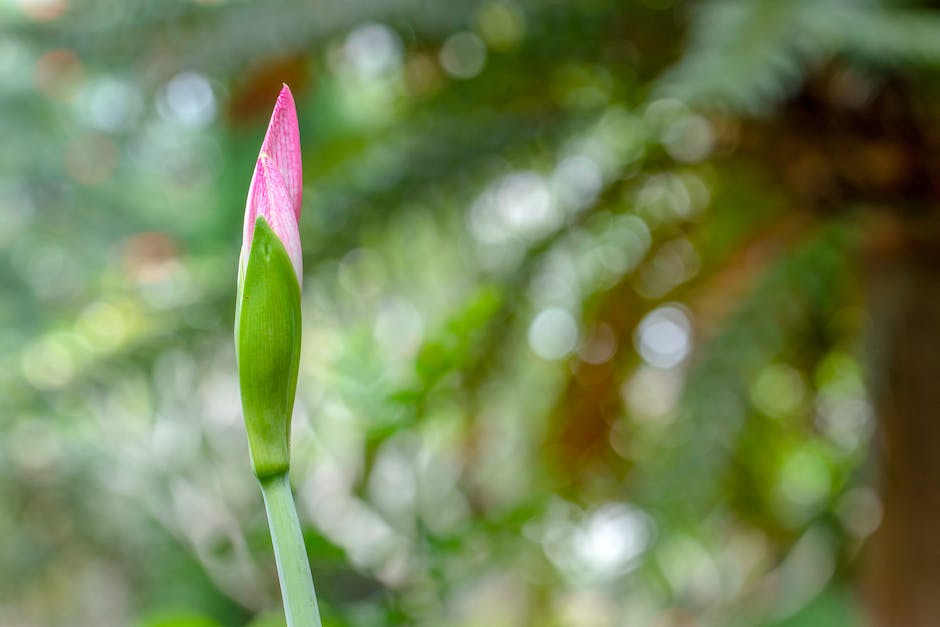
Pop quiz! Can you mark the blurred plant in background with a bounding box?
[4,0,940,625]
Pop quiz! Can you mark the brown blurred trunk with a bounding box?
[741,77,940,623]
[864,215,940,626]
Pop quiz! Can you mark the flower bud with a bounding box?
[235,85,303,479]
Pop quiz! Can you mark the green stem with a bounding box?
[259,473,322,627]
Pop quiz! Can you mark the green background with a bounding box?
[4,0,939,624]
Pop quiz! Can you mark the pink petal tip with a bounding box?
[259,84,302,221]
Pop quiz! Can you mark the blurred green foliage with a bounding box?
[3,0,940,625]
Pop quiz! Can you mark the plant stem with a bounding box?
[259,472,322,627]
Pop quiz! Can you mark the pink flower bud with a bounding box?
[240,85,303,284]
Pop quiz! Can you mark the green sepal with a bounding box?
[235,216,302,479]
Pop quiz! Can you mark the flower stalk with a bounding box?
[260,474,321,627]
